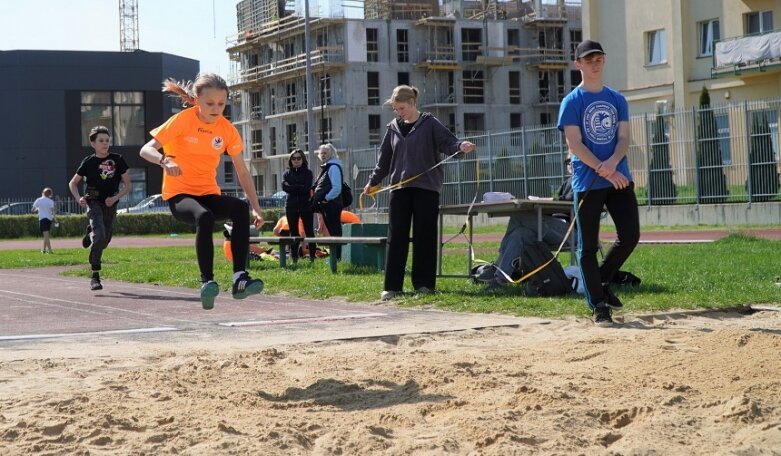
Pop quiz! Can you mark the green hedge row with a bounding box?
[0,209,283,239]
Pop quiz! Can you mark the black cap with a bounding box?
[575,40,605,59]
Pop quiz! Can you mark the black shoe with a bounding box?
[603,286,624,309]
[82,226,92,249]
[200,281,219,310]
[232,273,264,299]
[90,277,103,291]
[593,304,613,327]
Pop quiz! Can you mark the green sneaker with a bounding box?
[200,281,220,310]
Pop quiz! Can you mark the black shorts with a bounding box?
[39,218,52,233]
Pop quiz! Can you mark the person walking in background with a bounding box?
[364,85,475,301]
[139,73,265,310]
[557,40,640,327]
[32,187,57,254]
[312,143,344,261]
[282,149,316,263]
[68,126,131,291]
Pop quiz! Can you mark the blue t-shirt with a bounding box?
[557,86,631,192]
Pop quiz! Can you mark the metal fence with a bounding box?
[2,98,779,216]
[341,98,781,213]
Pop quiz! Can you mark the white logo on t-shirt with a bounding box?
[583,101,617,145]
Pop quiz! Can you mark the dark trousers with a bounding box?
[286,207,316,260]
[320,200,343,260]
[169,194,250,283]
[384,187,439,292]
[574,183,640,310]
[86,200,117,271]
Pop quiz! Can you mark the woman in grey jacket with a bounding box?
[364,85,475,300]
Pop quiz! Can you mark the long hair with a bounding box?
[288,149,308,169]
[162,72,229,107]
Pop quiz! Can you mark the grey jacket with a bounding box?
[368,112,463,193]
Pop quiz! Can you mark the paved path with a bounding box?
[0,266,526,351]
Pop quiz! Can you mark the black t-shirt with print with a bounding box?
[76,153,129,202]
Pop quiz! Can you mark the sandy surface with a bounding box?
[1,307,780,455]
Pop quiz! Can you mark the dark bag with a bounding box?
[340,181,353,207]
[515,241,572,296]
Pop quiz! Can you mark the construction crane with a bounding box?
[119,0,139,52]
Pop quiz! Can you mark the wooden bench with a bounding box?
[247,235,387,273]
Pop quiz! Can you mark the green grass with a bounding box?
[1,233,778,318]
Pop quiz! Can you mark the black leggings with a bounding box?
[168,194,250,282]
[574,183,640,310]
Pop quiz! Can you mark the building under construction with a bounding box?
[226,0,581,194]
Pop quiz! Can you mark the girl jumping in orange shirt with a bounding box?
[140,73,265,310]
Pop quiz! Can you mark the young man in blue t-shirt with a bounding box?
[557,40,640,327]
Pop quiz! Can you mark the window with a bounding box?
[251,129,263,159]
[270,88,278,115]
[250,91,262,119]
[538,71,550,102]
[510,113,522,146]
[447,71,455,102]
[569,29,582,60]
[80,91,145,146]
[367,28,379,62]
[397,72,409,86]
[285,83,297,111]
[462,28,482,61]
[367,72,380,105]
[647,29,667,65]
[286,123,297,151]
[224,160,234,183]
[463,71,484,104]
[369,114,381,145]
[699,19,720,57]
[570,70,582,87]
[463,113,485,137]
[745,11,773,35]
[448,113,456,134]
[507,28,520,56]
[270,127,277,155]
[397,29,409,62]
[509,71,521,105]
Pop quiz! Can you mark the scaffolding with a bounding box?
[365,0,439,20]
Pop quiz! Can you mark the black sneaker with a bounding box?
[232,273,264,299]
[82,226,92,248]
[593,304,613,327]
[603,286,624,310]
[90,277,103,291]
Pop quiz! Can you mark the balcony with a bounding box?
[712,29,781,78]
[229,47,346,89]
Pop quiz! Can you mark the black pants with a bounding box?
[86,200,117,271]
[285,207,316,260]
[320,199,343,260]
[168,194,250,283]
[384,187,439,292]
[574,183,640,310]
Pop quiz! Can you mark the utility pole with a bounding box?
[304,0,316,165]
[119,0,139,52]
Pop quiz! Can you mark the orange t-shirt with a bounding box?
[151,107,243,200]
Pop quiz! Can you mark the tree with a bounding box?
[747,111,780,202]
[696,86,728,203]
[648,114,676,204]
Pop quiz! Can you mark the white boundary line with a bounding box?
[0,327,179,341]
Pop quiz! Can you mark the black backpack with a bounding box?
[514,241,572,297]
